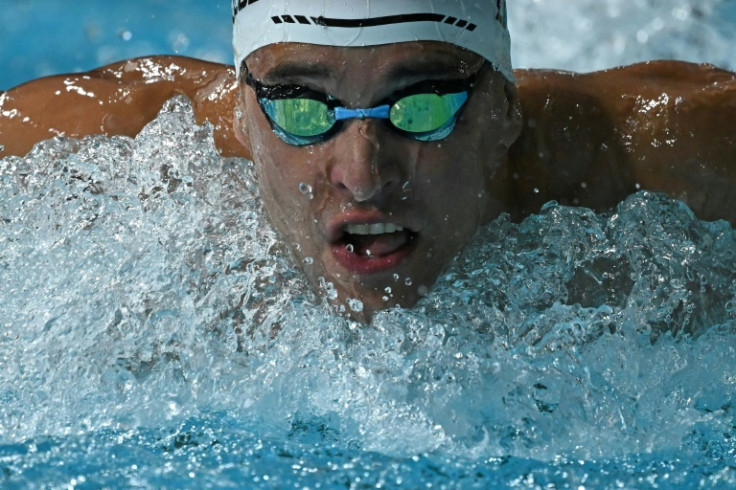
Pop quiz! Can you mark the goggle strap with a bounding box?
[334,105,391,121]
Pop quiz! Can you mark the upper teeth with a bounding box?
[345,223,404,236]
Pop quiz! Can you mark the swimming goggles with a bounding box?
[244,67,479,146]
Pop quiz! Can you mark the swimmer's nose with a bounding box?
[329,120,401,203]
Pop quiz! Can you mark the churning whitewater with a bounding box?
[1,98,735,487]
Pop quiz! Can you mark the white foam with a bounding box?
[1,98,734,463]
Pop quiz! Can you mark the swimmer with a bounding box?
[1,0,735,317]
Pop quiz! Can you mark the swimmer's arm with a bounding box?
[510,61,736,224]
[0,56,249,159]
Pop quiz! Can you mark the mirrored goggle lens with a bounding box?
[261,90,469,140]
[261,98,335,137]
[389,91,469,134]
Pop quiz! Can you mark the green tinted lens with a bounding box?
[262,98,335,137]
[389,92,468,133]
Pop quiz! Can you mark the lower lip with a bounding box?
[331,237,416,275]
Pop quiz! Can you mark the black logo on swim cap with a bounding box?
[267,13,477,32]
[233,0,505,32]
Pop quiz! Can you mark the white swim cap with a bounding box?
[232,0,514,82]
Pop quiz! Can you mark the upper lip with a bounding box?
[326,211,418,244]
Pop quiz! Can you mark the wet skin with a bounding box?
[1,45,735,317]
[234,43,521,314]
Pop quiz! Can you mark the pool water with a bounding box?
[2,1,736,488]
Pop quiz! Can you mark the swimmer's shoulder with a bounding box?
[0,56,247,159]
[509,61,736,224]
[514,59,735,90]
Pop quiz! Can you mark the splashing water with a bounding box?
[1,98,735,487]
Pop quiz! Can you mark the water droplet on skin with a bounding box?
[299,183,314,200]
[404,277,413,286]
[346,244,354,253]
[384,287,392,295]
[393,274,400,282]
[303,257,314,265]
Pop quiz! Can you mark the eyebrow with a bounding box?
[386,58,478,82]
[263,62,332,83]
[263,57,476,85]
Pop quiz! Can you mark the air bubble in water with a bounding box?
[318,277,338,300]
[347,298,364,313]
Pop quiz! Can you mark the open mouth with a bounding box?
[331,222,418,274]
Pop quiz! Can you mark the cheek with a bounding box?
[256,156,311,237]
[245,108,331,260]
[409,126,496,254]
[246,113,304,228]
[415,138,488,208]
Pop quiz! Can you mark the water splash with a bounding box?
[1,98,735,486]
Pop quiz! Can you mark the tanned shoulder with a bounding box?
[0,56,246,159]
[510,61,736,224]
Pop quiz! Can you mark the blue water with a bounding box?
[1,1,736,489]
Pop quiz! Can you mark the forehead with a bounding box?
[245,41,484,82]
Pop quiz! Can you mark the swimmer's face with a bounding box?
[236,41,521,318]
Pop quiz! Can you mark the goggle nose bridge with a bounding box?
[334,105,391,121]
